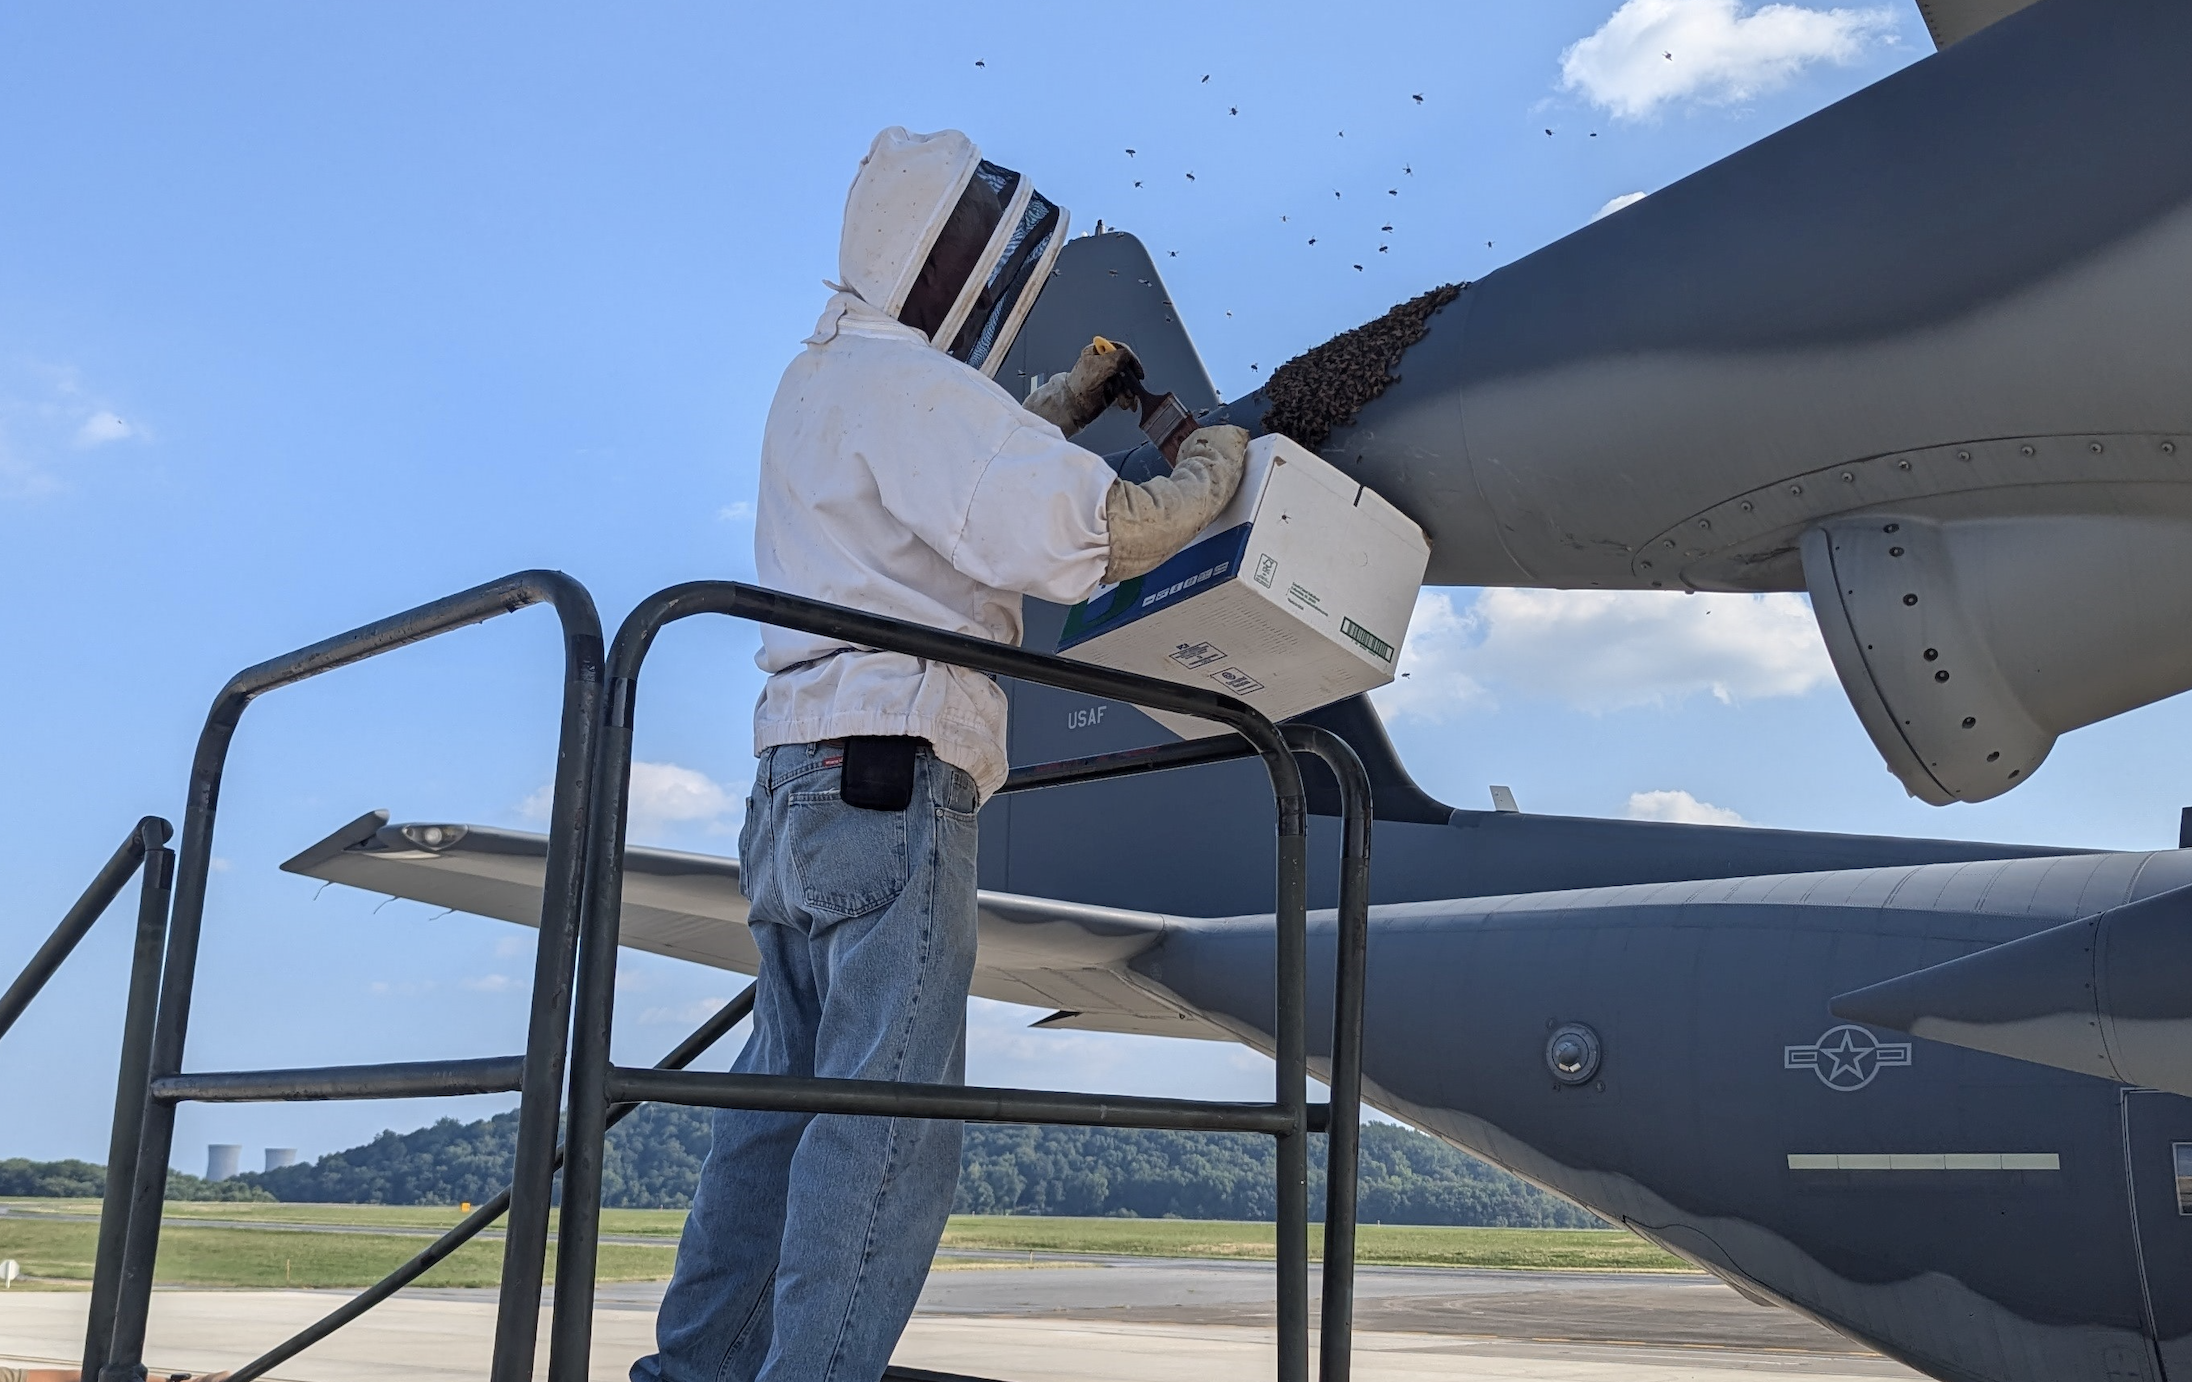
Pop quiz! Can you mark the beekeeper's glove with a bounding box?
[1025,337,1143,436]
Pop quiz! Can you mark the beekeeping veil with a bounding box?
[837,126,1069,376]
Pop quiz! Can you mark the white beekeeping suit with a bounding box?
[752,126,1243,797]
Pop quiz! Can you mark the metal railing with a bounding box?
[0,818,169,1043]
[224,718,1372,1382]
[1284,724,1370,1382]
[84,571,605,1382]
[36,574,1369,1382]
[2,817,173,1382]
[542,581,1370,1382]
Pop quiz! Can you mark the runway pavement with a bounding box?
[0,1204,675,1250]
[0,1257,1921,1382]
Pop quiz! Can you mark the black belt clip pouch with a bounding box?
[840,735,920,812]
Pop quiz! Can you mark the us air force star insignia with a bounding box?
[1785,1024,1912,1091]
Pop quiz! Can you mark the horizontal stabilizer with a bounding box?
[281,813,1230,1041]
[1832,883,2192,1094]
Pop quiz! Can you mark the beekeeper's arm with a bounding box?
[1100,425,1247,583]
[869,406,1248,605]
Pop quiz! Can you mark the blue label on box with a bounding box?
[1057,524,1253,651]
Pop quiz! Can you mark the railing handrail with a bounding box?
[603,582,1306,811]
[93,570,605,1382]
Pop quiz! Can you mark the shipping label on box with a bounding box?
[1057,434,1430,738]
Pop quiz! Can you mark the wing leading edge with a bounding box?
[281,813,1226,1040]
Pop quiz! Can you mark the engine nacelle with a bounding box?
[1803,495,2192,803]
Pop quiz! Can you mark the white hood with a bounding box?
[828,126,1068,377]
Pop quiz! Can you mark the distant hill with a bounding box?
[7,1109,1596,1227]
[235,1106,1594,1226]
[239,1104,711,1209]
[956,1122,1600,1227]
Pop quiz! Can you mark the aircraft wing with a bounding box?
[282,813,1226,1040]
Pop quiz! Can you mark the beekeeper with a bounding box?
[632,126,1247,1382]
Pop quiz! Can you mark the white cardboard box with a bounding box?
[1056,433,1431,739]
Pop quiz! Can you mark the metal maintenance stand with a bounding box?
[3,573,1372,1382]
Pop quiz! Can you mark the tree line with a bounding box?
[4,1107,1596,1226]
[0,1157,271,1202]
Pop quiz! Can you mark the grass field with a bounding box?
[938,1218,1690,1271]
[0,1198,688,1237]
[0,1201,1688,1284]
[0,1214,678,1289]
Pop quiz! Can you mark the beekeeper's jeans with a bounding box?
[632,740,979,1382]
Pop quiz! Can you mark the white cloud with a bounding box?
[1561,0,1897,120]
[521,760,745,834]
[1373,587,1833,723]
[718,500,754,521]
[73,411,136,448]
[0,363,149,495]
[1626,788,1748,825]
[1593,191,1650,221]
[629,761,740,826]
[1374,591,1495,723]
[462,973,516,993]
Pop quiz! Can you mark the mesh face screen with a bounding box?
[897,161,1020,338]
[949,189,1062,371]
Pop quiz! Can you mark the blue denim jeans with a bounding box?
[632,740,980,1382]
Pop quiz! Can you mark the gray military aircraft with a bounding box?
[286,3,2192,1380]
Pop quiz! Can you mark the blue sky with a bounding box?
[9,0,2186,1168]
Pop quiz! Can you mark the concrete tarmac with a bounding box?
[0,1258,1922,1382]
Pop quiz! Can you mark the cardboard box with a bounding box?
[1056,433,1430,739]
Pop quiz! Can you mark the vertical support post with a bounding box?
[1284,726,1371,1382]
[81,824,174,1382]
[102,722,240,1382]
[489,631,604,1382]
[1272,809,1310,1382]
[1320,817,1370,1382]
[544,669,638,1382]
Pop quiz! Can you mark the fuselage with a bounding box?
[1130,851,2192,1382]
